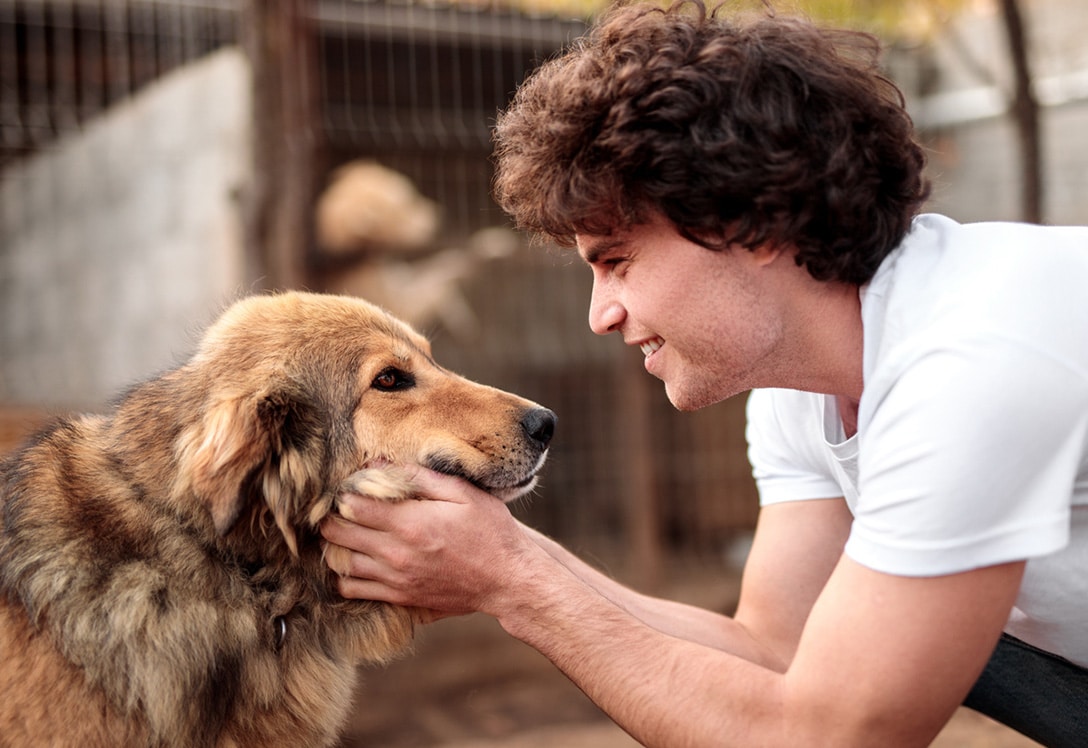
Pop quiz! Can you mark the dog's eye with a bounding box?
[371,367,414,392]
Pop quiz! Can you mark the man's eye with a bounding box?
[371,367,415,391]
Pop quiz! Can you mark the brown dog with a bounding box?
[0,292,555,747]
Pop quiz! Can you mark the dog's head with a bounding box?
[168,292,555,555]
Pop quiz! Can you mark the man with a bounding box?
[321,2,1088,745]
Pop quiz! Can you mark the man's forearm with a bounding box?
[489,552,790,747]
[484,541,1000,748]
[522,525,786,669]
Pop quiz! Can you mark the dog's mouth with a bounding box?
[354,451,546,503]
[482,472,541,504]
[424,452,547,504]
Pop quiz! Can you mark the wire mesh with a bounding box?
[0,0,238,168]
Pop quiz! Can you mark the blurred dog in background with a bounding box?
[315,160,519,339]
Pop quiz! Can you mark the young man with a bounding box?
[321,2,1088,745]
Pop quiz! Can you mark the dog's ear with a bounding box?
[178,387,326,555]
[254,390,328,555]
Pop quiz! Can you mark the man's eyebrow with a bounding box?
[581,238,625,265]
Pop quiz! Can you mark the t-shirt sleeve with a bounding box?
[847,333,1088,577]
[746,388,845,505]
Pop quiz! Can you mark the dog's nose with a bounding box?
[521,407,557,449]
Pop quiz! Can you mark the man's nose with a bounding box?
[588,280,624,335]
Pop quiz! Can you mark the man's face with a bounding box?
[577,213,786,410]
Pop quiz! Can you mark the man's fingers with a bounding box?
[321,511,371,545]
[322,537,382,579]
[322,539,355,577]
[334,574,404,604]
[335,491,406,526]
[323,538,408,598]
[406,466,497,504]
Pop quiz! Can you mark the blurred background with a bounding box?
[0,0,1083,745]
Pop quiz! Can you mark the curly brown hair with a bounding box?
[492,0,931,285]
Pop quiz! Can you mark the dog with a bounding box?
[314,160,520,340]
[315,160,440,255]
[0,292,555,747]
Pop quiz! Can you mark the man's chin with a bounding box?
[663,381,699,412]
[664,380,736,412]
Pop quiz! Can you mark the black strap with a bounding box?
[964,633,1088,748]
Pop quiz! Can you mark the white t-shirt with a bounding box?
[746,214,1088,668]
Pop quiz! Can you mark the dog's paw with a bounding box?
[339,466,416,503]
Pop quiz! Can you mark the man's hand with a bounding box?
[320,465,548,617]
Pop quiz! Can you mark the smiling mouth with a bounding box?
[639,337,664,357]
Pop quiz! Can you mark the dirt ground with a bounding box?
[339,562,1043,748]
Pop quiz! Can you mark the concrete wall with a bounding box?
[0,48,252,409]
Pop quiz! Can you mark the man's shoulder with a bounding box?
[864,214,1088,366]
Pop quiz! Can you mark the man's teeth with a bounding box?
[640,338,663,356]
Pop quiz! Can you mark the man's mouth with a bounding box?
[639,337,664,357]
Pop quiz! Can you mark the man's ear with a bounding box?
[177,387,325,555]
[750,241,788,267]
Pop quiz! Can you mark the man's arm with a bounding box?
[322,471,1022,746]
[495,546,1021,747]
[521,498,852,671]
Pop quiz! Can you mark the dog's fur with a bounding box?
[0,292,554,747]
